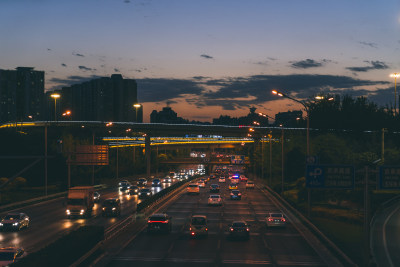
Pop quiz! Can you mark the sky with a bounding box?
[1,0,399,122]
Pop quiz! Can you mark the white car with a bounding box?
[218,177,226,183]
[208,195,223,206]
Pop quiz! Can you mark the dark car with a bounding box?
[209,184,220,193]
[228,221,250,240]
[128,185,139,195]
[0,213,29,231]
[102,198,121,217]
[138,188,152,199]
[147,213,172,233]
[137,178,147,187]
[230,189,242,200]
[152,178,161,187]
[118,180,131,195]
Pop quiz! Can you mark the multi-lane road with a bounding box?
[0,180,167,254]
[98,178,334,267]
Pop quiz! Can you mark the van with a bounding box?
[189,215,208,237]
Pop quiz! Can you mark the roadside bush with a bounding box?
[11,177,27,189]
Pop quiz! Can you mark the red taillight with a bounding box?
[268,218,273,221]
[205,228,208,231]
[230,227,234,231]
[148,220,151,223]
[282,218,286,222]
[238,193,241,196]
[189,227,192,230]
[230,193,233,195]
[191,232,195,235]
[246,228,250,232]
[148,220,168,223]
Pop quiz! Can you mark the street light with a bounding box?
[50,93,60,121]
[272,89,310,156]
[133,103,142,122]
[390,73,400,115]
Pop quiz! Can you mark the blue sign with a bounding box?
[306,165,354,189]
[379,166,400,190]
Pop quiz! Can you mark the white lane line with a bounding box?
[383,204,400,267]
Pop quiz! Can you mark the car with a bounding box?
[231,177,240,184]
[266,212,286,227]
[189,215,208,237]
[246,181,255,189]
[200,178,208,184]
[118,180,131,194]
[209,184,220,193]
[240,175,248,182]
[93,191,100,202]
[162,177,172,183]
[208,195,223,206]
[0,212,29,231]
[128,185,139,195]
[137,178,147,187]
[230,190,242,200]
[101,198,121,217]
[197,180,206,188]
[228,183,238,190]
[118,180,130,187]
[228,221,250,240]
[147,213,172,233]
[152,178,162,187]
[168,172,176,178]
[218,177,226,183]
[209,174,216,180]
[0,247,25,266]
[187,184,200,195]
[138,188,153,199]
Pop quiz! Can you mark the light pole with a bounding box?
[50,93,60,121]
[133,103,142,122]
[390,73,400,116]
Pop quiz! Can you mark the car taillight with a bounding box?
[230,193,233,195]
[246,228,250,231]
[268,218,273,221]
[191,232,195,235]
[205,228,208,231]
[282,218,286,222]
[230,227,234,231]
[238,193,241,196]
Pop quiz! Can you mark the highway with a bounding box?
[371,199,400,267]
[98,178,331,267]
[0,179,168,254]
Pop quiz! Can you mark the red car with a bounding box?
[240,175,248,182]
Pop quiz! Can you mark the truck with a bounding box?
[66,186,94,218]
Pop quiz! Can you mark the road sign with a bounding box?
[231,155,245,164]
[69,145,109,165]
[306,164,354,189]
[379,166,400,190]
[306,155,318,165]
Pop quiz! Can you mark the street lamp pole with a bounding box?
[50,93,61,121]
[391,73,400,116]
[133,103,141,122]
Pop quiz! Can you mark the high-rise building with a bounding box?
[55,74,141,122]
[0,67,45,123]
[150,107,188,124]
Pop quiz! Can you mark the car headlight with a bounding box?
[66,210,70,215]
[102,207,105,211]
[80,209,85,215]
[112,207,116,210]
[147,192,150,195]
[13,222,19,226]
[0,223,3,226]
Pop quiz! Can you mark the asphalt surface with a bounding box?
[102,178,328,267]
[0,179,172,254]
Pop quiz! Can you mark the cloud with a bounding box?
[346,61,389,72]
[359,41,378,48]
[73,52,85,57]
[78,65,94,71]
[137,78,204,102]
[200,54,213,59]
[291,59,330,69]
[61,63,67,67]
[114,68,120,72]
[47,48,51,51]
[49,75,102,87]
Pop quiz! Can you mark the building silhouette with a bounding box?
[150,107,188,124]
[53,74,142,122]
[274,110,303,127]
[0,67,45,123]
